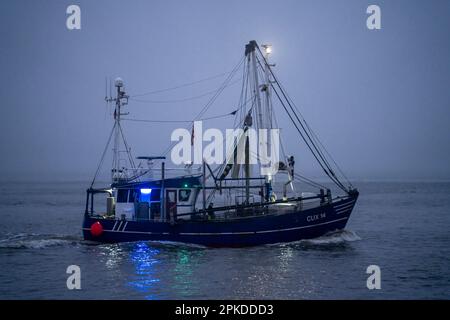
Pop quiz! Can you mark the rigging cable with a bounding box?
[272,67,352,188]
[255,50,348,192]
[304,120,353,188]
[130,70,236,98]
[122,109,239,124]
[90,123,116,188]
[128,96,254,183]
[255,55,347,192]
[118,123,137,175]
[160,56,246,158]
[271,103,326,191]
[293,173,328,190]
[129,78,242,104]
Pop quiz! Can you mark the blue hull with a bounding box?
[82,195,358,247]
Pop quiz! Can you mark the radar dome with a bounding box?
[114,77,124,88]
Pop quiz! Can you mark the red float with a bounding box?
[90,221,103,237]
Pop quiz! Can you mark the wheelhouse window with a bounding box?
[179,189,191,202]
[150,189,161,202]
[129,189,137,202]
[117,189,129,203]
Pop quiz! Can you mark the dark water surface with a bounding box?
[0,181,449,299]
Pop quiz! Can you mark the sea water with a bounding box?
[0,181,449,299]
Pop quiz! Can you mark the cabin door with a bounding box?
[165,190,177,222]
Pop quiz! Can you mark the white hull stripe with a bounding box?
[334,200,355,209]
[82,228,171,235]
[336,209,353,215]
[336,207,353,214]
[110,220,127,232]
[335,203,354,211]
[336,209,351,215]
[83,217,349,237]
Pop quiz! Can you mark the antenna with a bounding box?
[105,77,109,112]
[105,77,114,115]
[109,77,112,101]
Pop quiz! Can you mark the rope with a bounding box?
[130,70,235,98]
[118,123,137,174]
[129,78,241,104]
[255,49,348,192]
[121,109,238,124]
[272,67,352,188]
[294,173,327,190]
[255,55,347,192]
[160,56,245,158]
[90,123,116,188]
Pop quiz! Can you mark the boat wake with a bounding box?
[0,233,82,250]
[267,229,361,248]
[300,229,361,245]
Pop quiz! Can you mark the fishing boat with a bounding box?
[82,40,359,247]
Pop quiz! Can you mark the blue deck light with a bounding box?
[140,188,152,194]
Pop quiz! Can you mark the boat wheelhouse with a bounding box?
[86,175,201,223]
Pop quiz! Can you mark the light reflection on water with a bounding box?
[111,241,352,299]
[127,242,161,299]
[92,235,360,299]
[121,242,206,299]
[171,249,204,298]
[101,244,126,270]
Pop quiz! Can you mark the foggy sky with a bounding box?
[1,0,449,182]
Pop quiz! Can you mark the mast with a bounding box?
[244,41,275,203]
[245,41,262,204]
[244,134,250,204]
[261,44,274,183]
[107,77,130,183]
[249,44,263,130]
[202,160,206,212]
[261,45,273,135]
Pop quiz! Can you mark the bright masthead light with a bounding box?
[262,44,272,55]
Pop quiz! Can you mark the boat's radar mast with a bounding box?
[105,77,134,183]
